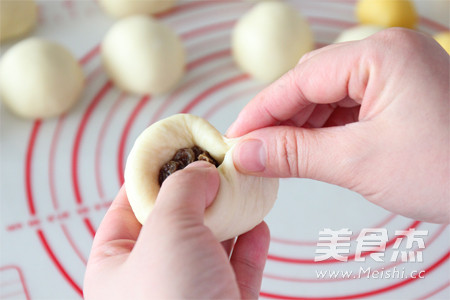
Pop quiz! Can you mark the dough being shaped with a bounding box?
[0,0,37,43]
[98,0,176,18]
[334,25,385,43]
[102,15,185,95]
[0,38,84,119]
[232,1,313,83]
[124,114,279,241]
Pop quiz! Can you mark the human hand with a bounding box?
[84,161,270,299]
[227,28,449,224]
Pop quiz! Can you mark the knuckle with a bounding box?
[274,129,304,177]
[369,27,427,55]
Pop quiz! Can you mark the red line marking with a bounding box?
[156,0,233,19]
[417,280,450,300]
[71,81,113,204]
[1,290,25,298]
[79,44,100,66]
[267,220,421,264]
[117,95,151,186]
[61,223,88,265]
[0,266,30,300]
[24,120,41,215]
[186,49,231,71]
[49,114,66,210]
[27,219,41,227]
[181,74,249,113]
[0,279,20,287]
[264,224,447,283]
[420,16,450,32]
[203,85,263,120]
[77,206,89,215]
[180,20,236,41]
[95,93,126,199]
[6,223,23,231]
[150,54,233,126]
[260,251,450,299]
[83,217,96,238]
[272,213,397,246]
[36,229,83,296]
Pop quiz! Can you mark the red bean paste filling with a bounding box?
[158,146,219,185]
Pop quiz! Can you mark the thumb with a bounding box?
[232,125,366,189]
[151,161,220,224]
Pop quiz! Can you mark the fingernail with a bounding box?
[234,139,266,173]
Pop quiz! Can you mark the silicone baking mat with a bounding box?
[1,1,449,299]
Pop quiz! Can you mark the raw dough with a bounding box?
[334,25,385,43]
[98,0,176,18]
[0,0,37,43]
[434,31,450,54]
[232,1,313,83]
[356,0,417,29]
[102,15,185,95]
[124,114,279,241]
[0,38,84,119]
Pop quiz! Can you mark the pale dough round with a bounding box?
[124,114,279,241]
[0,38,85,119]
[0,0,37,43]
[102,15,185,95]
[334,25,385,43]
[98,0,176,18]
[232,1,314,83]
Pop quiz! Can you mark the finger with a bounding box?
[227,41,367,137]
[230,222,270,299]
[221,238,236,258]
[89,185,142,261]
[279,103,316,127]
[324,106,361,127]
[232,125,366,189]
[304,104,336,128]
[152,161,220,223]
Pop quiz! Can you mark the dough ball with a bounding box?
[0,0,37,43]
[334,25,385,43]
[232,1,314,83]
[124,114,279,241]
[433,31,450,54]
[356,0,417,29]
[0,38,84,119]
[98,0,176,18]
[102,15,185,95]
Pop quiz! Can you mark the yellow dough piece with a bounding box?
[232,1,314,83]
[124,114,279,241]
[356,0,417,29]
[0,0,37,43]
[102,15,185,95]
[335,25,385,43]
[98,0,176,18]
[433,32,450,54]
[0,38,85,119]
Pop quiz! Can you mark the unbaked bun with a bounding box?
[335,25,385,43]
[0,0,37,43]
[98,0,176,18]
[232,1,314,83]
[102,15,185,95]
[0,38,84,119]
[124,114,279,241]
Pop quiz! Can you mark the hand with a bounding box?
[227,28,449,224]
[84,162,270,299]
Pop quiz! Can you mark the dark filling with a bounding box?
[158,146,219,185]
